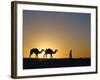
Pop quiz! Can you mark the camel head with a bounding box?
[40,49,44,52]
[53,49,58,54]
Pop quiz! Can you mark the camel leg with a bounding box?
[43,54,47,59]
[35,54,38,58]
[29,54,31,58]
[51,54,53,58]
[29,52,32,58]
[46,54,47,58]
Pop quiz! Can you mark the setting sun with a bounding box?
[23,10,90,59]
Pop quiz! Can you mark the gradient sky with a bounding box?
[23,10,91,58]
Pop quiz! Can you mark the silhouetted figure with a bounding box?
[44,48,58,58]
[30,48,44,58]
[69,49,72,59]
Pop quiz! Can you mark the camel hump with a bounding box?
[34,48,38,51]
[46,48,52,51]
[30,48,38,52]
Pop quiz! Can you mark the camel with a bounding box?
[30,48,44,58]
[43,48,58,58]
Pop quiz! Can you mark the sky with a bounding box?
[23,10,91,58]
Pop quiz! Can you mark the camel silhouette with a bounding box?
[30,48,44,58]
[44,48,58,58]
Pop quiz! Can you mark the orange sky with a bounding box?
[23,10,90,58]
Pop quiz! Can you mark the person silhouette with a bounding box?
[69,49,72,59]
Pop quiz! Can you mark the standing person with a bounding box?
[69,49,72,59]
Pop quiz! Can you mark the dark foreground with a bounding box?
[23,58,91,69]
